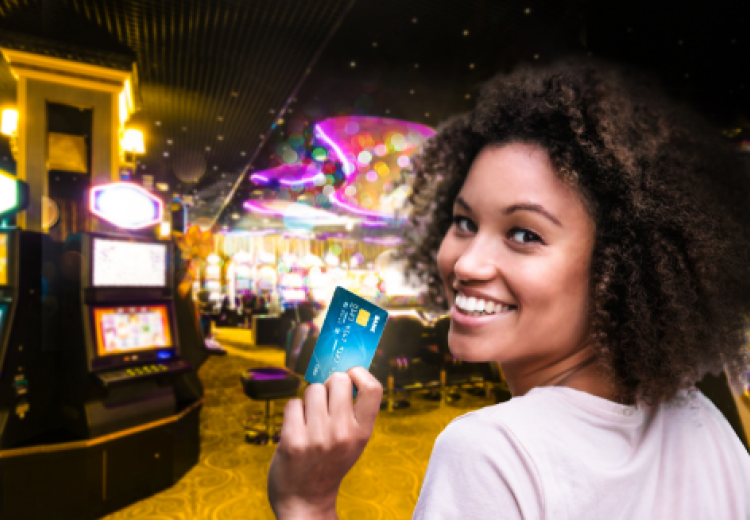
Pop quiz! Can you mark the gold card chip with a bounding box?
[356,309,370,326]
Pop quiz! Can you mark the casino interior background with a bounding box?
[0,0,748,519]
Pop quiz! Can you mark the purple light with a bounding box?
[279,175,320,187]
[314,124,354,176]
[250,163,323,187]
[250,174,271,184]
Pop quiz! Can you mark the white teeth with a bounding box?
[454,292,514,314]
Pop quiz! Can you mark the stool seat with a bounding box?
[241,368,299,400]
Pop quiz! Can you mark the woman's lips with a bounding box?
[450,304,515,328]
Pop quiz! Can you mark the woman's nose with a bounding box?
[453,237,497,281]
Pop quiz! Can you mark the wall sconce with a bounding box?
[120,127,145,173]
[1,108,19,161]
[122,128,145,154]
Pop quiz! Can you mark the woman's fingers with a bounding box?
[303,383,329,441]
[325,372,354,424]
[347,367,383,428]
[279,398,305,449]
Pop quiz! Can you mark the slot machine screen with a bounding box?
[0,303,7,331]
[92,305,173,357]
[0,234,7,286]
[281,289,306,302]
[92,238,167,287]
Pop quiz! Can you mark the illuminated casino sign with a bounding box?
[89,182,163,229]
[0,169,29,219]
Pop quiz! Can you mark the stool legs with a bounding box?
[244,399,283,445]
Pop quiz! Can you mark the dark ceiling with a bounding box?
[0,0,748,229]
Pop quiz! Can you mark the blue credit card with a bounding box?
[304,286,389,395]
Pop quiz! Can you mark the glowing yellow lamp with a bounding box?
[122,128,145,154]
[1,109,18,136]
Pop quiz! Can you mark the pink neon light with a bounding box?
[314,124,353,176]
[314,116,434,219]
[250,174,271,184]
[89,182,163,230]
[250,163,323,187]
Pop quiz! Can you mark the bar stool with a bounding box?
[376,316,428,411]
[241,368,300,445]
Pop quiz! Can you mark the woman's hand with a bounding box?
[267,367,383,520]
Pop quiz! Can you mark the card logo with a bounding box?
[370,315,380,332]
[356,309,370,326]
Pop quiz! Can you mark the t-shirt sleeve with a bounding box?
[412,412,546,520]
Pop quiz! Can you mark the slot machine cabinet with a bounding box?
[0,229,57,450]
[57,232,193,439]
[0,231,205,520]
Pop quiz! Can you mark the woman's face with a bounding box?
[436,142,596,372]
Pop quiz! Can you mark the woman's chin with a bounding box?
[447,341,499,363]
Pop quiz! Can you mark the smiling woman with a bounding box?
[268,57,750,520]
[405,57,750,408]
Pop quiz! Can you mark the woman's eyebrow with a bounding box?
[454,197,562,227]
[504,203,562,227]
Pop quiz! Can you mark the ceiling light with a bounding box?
[469,63,475,69]
[372,42,378,47]
[350,61,356,67]
[163,152,169,157]
[463,30,469,36]
[412,17,418,23]
[167,139,172,144]
[205,146,211,151]
[218,135,223,140]
[525,8,531,14]
[218,116,223,121]
[240,151,246,156]
[155,121,161,126]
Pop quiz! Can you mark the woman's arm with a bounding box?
[268,367,383,519]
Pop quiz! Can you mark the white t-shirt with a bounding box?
[413,386,750,520]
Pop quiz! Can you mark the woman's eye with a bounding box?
[509,228,542,244]
[452,215,475,233]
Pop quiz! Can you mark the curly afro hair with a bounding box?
[401,56,750,406]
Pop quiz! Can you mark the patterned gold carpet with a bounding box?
[102,332,494,520]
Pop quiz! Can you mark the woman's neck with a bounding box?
[502,345,623,404]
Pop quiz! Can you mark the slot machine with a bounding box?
[58,232,191,439]
[0,228,54,449]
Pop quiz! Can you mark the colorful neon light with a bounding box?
[250,163,324,187]
[89,183,163,229]
[314,124,354,175]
